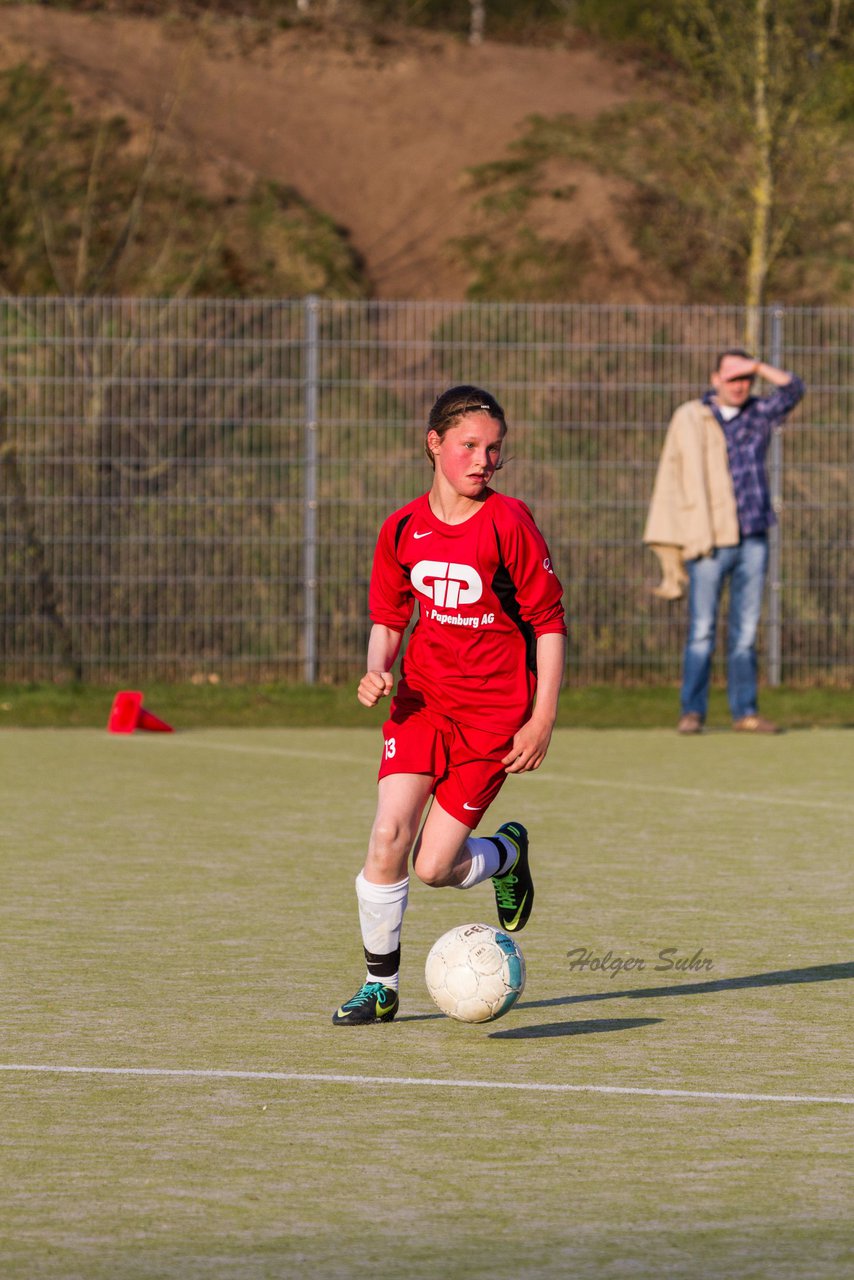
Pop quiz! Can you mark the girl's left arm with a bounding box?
[502,631,566,774]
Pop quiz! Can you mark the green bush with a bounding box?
[0,64,368,299]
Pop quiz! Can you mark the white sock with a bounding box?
[455,835,515,889]
[356,871,409,990]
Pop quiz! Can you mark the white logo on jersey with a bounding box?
[411,560,483,608]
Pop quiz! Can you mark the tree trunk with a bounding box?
[0,397,83,681]
[745,0,772,352]
[470,0,485,46]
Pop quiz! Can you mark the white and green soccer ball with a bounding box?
[425,922,526,1023]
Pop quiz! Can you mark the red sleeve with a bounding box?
[368,513,415,633]
[500,501,567,637]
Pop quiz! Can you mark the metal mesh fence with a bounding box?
[1,297,851,686]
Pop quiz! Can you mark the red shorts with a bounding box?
[378,701,515,827]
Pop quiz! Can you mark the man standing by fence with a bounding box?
[644,349,805,735]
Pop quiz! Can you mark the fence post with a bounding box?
[767,304,784,687]
[303,295,320,685]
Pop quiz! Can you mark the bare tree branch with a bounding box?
[75,120,108,295]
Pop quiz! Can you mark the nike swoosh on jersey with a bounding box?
[413,530,432,539]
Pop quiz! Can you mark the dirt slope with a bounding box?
[0,6,640,299]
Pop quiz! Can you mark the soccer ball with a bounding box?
[425,922,526,1024]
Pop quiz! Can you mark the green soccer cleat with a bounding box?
[491,821,533,932]
[332,981,399,1026]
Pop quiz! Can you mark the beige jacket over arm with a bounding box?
[643,400,740,599]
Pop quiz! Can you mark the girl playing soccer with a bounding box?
[333,385,566,1024]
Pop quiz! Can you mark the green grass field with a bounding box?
[1,726,852,1279]
[3,681,854,729]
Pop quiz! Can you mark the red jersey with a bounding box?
[369,490,566,735]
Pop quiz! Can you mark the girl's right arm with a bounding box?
[357,624,404,707]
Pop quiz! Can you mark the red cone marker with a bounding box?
[107,691,173,734]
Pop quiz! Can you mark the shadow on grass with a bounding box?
[395,1012,449,1023]
[489,1016,662,1040]
[521,961,854,1011]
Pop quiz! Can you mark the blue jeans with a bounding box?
[681,535,769,722]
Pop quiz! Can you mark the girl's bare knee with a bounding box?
[367,818,412,878]
[413,849,457,887]
[414,859,442,887]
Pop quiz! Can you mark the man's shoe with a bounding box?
[491,821,533,932]
[677,712,703,735]
[332,981,399,1025]
[733,715,781,734]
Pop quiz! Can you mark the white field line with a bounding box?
[169,737,854,815]
[167,738,371,766]
[1,1063,852,1106]
[539,773,854,816]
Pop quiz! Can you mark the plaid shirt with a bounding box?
[702,376,806,535]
